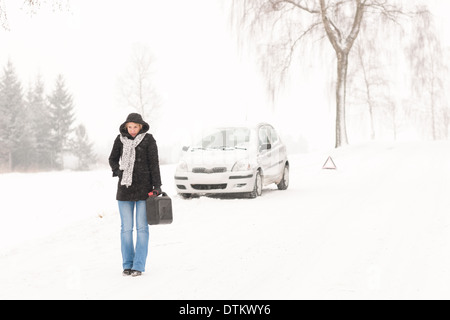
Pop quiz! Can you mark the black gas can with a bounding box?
[146,192,173,225]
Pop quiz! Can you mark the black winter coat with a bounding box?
[109,125,162,201]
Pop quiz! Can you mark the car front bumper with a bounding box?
[174,170,255,194]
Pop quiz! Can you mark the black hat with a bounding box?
[120,113,150,135]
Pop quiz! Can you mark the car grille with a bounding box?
[191,184,227,190]
[192,167,227,174]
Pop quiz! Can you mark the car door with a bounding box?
[257,125,277,183]
[267,125,285,180]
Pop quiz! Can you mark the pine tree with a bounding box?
[13,88,34,171]
[47,74,75,169]
[69,124,97,171]
[0,60,24,172]
[26,75,53,170]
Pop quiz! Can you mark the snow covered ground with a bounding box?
[1,141,450,300]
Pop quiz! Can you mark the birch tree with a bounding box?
[230,0,409,148]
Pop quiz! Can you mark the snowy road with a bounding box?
[1,141,450,299]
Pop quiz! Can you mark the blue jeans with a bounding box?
[118,200,149,272]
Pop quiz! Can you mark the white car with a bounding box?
[174,123,289,198]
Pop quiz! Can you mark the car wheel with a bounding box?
[249,170,262,198]
[277,164,289,190]
[179,193,192,199]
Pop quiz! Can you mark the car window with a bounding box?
[258,127,270,147]
[269,127,279,144]
[197,127,250,149]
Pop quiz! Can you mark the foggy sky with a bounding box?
[1,0,449,163]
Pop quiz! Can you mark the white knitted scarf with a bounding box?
[119,133,146,187]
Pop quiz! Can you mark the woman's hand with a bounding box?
[148,187,162,197]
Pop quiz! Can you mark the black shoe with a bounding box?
[131,270,142,277]
[122,269,132,276]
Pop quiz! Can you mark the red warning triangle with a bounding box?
[322,156,337,170]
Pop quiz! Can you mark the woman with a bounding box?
[109,113,162,277]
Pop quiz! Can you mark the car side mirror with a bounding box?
[259,143,271,152]
[182,146,189,152]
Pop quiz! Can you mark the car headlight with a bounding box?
[176,161,188,172]
[232,159,251,172]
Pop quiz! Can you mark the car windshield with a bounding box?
[192,127,251,150]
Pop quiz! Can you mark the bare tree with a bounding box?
[22,0,69,12]
[119,43,160,120]
[230,0,410,148]
[0,0,69,30]
[386,100,399,140]
[0,0,8,30]
[348,40,380,140]
[444,49,450,139]
[347,26,398,141]
[408,7,447,140]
